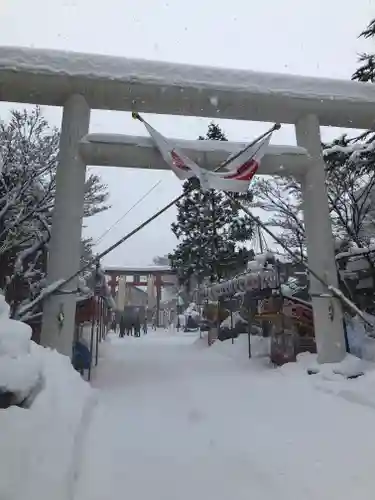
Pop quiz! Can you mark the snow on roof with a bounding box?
[104,265,172,273]
[1,46,375,128]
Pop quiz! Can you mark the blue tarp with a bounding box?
[72,340,92,370]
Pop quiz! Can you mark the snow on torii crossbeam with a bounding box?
[0,45,365,363]
[79,134,311,176]
[0,46,375,129]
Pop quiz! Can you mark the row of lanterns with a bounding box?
[198,268,279,302]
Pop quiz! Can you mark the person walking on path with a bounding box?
[151,312,157,331]
[119,313,126,338]
[143,317,148,335]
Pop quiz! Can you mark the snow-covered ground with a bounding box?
[4,316,375,500]
[73,329,375,500]
[0,345,94,500]
[0,295,94,500]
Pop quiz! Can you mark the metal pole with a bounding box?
[99,300,104,341]
[230,302,234,344]
[215,299,221,346]
[95,298,100,366]
[102,301,106,340]
[247,312,252,359]
[216,123,281,170]
[156,275,161,328]
[258,224,264,254]
[88,297,95,382]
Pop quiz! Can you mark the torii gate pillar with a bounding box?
[40,94,90,356]
[295,114,346,363]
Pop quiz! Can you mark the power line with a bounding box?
[94,180,162,247]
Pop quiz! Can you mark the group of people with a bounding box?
[119,314,144,337]
[111,311,158,338]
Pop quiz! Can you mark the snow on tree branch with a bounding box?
[0,107,110,319]
[323,140,375,164]
[15,279,66,320]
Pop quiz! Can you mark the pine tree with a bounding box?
[352,19,375,83]
[169,122,254,289]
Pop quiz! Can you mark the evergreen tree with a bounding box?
[352,19,375,83]
[169,122,254,288]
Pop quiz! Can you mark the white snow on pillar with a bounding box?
[41,94,90,356]
[295,114,346,363]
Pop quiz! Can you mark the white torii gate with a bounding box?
[1,46,375,362]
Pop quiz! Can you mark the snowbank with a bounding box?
[0,295,41,401]
[0,295,94,500]
[276,352,375,412]
[0,318,32,357]
[0,344,94,500]
[209,332,375,414]
[281,352,367,378]
[0,353,41,401]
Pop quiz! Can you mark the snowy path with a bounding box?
[74,330,375,500]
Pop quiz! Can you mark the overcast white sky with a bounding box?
[0,0,374,267]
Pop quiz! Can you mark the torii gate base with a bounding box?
[0,46,362,363]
